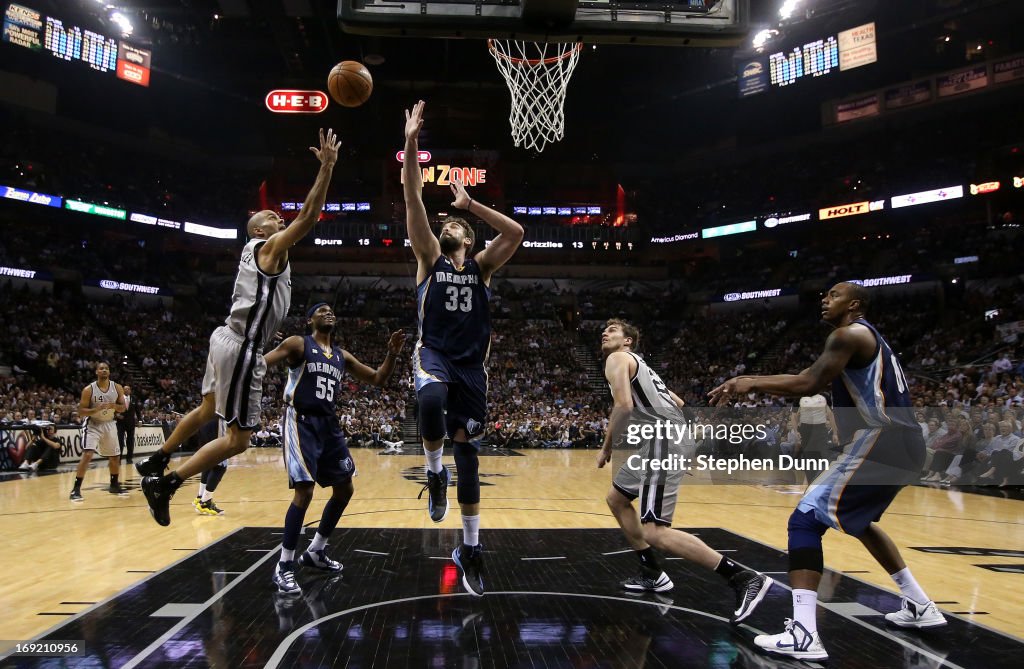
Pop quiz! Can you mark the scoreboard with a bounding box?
[3,3,151,86]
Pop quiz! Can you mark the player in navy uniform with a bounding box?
[404,100,524,596]
[710,282,946,661]
[263,303,406,595]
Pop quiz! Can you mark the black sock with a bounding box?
[73,476,83,490]
[165,471,184,491]
[110,474,119,485]
[714,555,744,580]
[637,547,662,571]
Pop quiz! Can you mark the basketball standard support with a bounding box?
[521,0,578,31]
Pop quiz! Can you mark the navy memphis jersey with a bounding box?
[416,255,492,365]
[284,336,346,416]
[831,319,917,441]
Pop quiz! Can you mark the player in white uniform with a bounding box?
[140,128,341,526]
[70,361,126,501]
[597,318,773,624]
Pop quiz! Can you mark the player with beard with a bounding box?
[404,100,524,596]
[264,303,406,595]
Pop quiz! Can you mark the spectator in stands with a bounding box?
[18,424,62,472]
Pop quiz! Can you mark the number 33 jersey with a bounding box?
[284,336,347,415]
[416,255,491,365]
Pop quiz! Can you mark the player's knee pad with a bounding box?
[788,508,828,552]
[418,383,448,442]
[453,441,480,505]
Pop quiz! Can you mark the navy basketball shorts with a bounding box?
[282,407,355,488]
[797,427,925,536]
[413,344,487,437]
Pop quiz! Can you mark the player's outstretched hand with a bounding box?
[387,330,408,355]
[596,447,612,469]
[449,175,472,210]
[310,128,340,166]
[405,100,425,142]
[708,377,754,406]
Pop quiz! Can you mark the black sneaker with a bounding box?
[621,565,674,593]
[418,465,450,523]
[729,570,773,624]
[108,482,128,495]
[452,543,485,596]
[141,476,174,526]
[135,450,171,477]
[273,560,302,595]
[69,489,83,502]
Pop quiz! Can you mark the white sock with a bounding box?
[891,567,929,605]
[424,447,443,474]
[197,483,206,498]
[792,589,818,634]
[280,548,295,563]
[201,489,214,503]
[462,515,480,547]
[308,532,328,553]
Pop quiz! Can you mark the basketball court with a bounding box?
[2,447,1021,667]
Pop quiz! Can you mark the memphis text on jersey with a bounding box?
[304,360,345,384]
[434,270,479,286]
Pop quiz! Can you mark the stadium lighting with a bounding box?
[110,10,133,36]
[752,28,779,50]
[779,0,801,20]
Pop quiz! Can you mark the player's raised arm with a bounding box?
[454,176,524,281]
[343,330,408,387]
[403,101,441,274]
[264,336,306,368]
[260,128,340,269]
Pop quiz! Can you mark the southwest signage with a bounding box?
[890,186,963,209]
[723,289,783,302]
[95,279,162,294]
[0,265,38,279]
[818,200,885,220]
[702,220,756,239]
[969,182,1000,195]
[2,185,62,208]
[265,90,329,114]
[850,274,913,287]
[183,222,237,239]
[396,150,432,163]
[762,212,812,228]
[64,199,126,219]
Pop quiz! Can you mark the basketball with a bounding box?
[327,61,373,107]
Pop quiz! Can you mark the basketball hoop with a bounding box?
[488,40,582,153]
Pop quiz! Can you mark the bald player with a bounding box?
[139,128,340,527]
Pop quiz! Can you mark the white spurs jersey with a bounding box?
[87,381,119,423]
[224,239,292,350]
[614,352,675,410]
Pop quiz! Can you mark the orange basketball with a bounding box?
[327,61,373,108]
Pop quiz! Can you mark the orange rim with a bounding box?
[487,39,583,66]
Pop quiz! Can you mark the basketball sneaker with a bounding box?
[299,548,343,573]
[452,543,485,596]
[729,570,773,624]
[108,482,128,496]
[69,488,83,502]
[192,496,203,513]
[753,619,828,661]
[885,598,947,628]
[135,450,171,477]
[621,564,674,592]
[419,465,450,523]
[273,561,302,595]
[198,499,224,516]
[141,475,174,526]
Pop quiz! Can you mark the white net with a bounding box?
[488,40,582,153]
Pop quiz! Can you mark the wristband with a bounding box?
[467,198,474,213]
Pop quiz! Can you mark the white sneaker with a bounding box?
[885,598,947,628]
[754,619,828,661]
[19,461,30,470]
[29,462,39,472]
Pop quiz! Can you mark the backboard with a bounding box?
[338,1,749,47]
